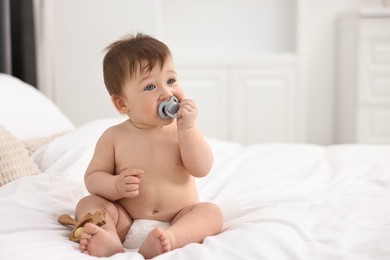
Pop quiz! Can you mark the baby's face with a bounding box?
[120,57,184,127]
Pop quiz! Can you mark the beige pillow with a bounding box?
[0,125,40,186]
[22,133,64,156]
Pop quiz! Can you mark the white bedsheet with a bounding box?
[1,118,390,260]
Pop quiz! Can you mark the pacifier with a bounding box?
[159,96,180,119]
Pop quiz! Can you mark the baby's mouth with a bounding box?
[158,96,180,119]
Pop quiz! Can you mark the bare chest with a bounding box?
[114,134,183,176]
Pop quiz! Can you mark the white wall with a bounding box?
[304,0,361,144]
[37,0,295,125]
[34,0,385,145]
[303,0,385,144]
[158,0,296,58]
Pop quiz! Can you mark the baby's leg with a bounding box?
[75,195,132,257]
[138,202,223,258]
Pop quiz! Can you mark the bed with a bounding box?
[1,73,389,260]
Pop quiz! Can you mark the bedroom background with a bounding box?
[1,0,389,145]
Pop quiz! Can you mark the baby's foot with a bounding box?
[138,227,172,259]
[79,223,124,257]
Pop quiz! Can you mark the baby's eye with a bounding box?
[167,78,176,85]
[144,84,156,91]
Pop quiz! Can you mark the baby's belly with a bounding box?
[118,180,199,222]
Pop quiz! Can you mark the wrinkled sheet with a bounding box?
[1,118,390,260]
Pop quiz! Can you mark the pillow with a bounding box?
[0,73,75,140]
[0,125,40,186]
[22,132,65,156]
[32,118,124,181]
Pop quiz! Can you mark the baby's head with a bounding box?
[103,33,172,95]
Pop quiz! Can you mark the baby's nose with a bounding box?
[160,86,174,100]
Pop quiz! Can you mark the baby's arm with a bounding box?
[84,129,142,201]
[177,99,213,178]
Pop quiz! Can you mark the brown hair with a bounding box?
[103,33,171,95]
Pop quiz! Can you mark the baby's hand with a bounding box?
[115,169,143,198]
[177,99,197,130]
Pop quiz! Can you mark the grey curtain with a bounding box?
[0,0,12,74]
[0,0,36,87]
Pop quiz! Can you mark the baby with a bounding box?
[74,33,223,258]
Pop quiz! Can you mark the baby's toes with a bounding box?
[83,223,99,234]
[162,244,170,252]
[160,232,171,252]
[161,239,169,246]
[80,232,91,241]
[79,239,87,251]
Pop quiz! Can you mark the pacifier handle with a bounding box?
[159,96,180,119]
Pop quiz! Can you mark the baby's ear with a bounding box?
[111,94,129,114]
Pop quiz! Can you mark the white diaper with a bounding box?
[123,219,170,249]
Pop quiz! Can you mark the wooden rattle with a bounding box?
[58,210,106,243]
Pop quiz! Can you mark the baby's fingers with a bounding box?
[125,182,139,190]
[180,104,195,112]
[180,99,196,107]
[121,169,144,178]
[123,183,140,197]
[123,191,139,198]
[123,175,141,184]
